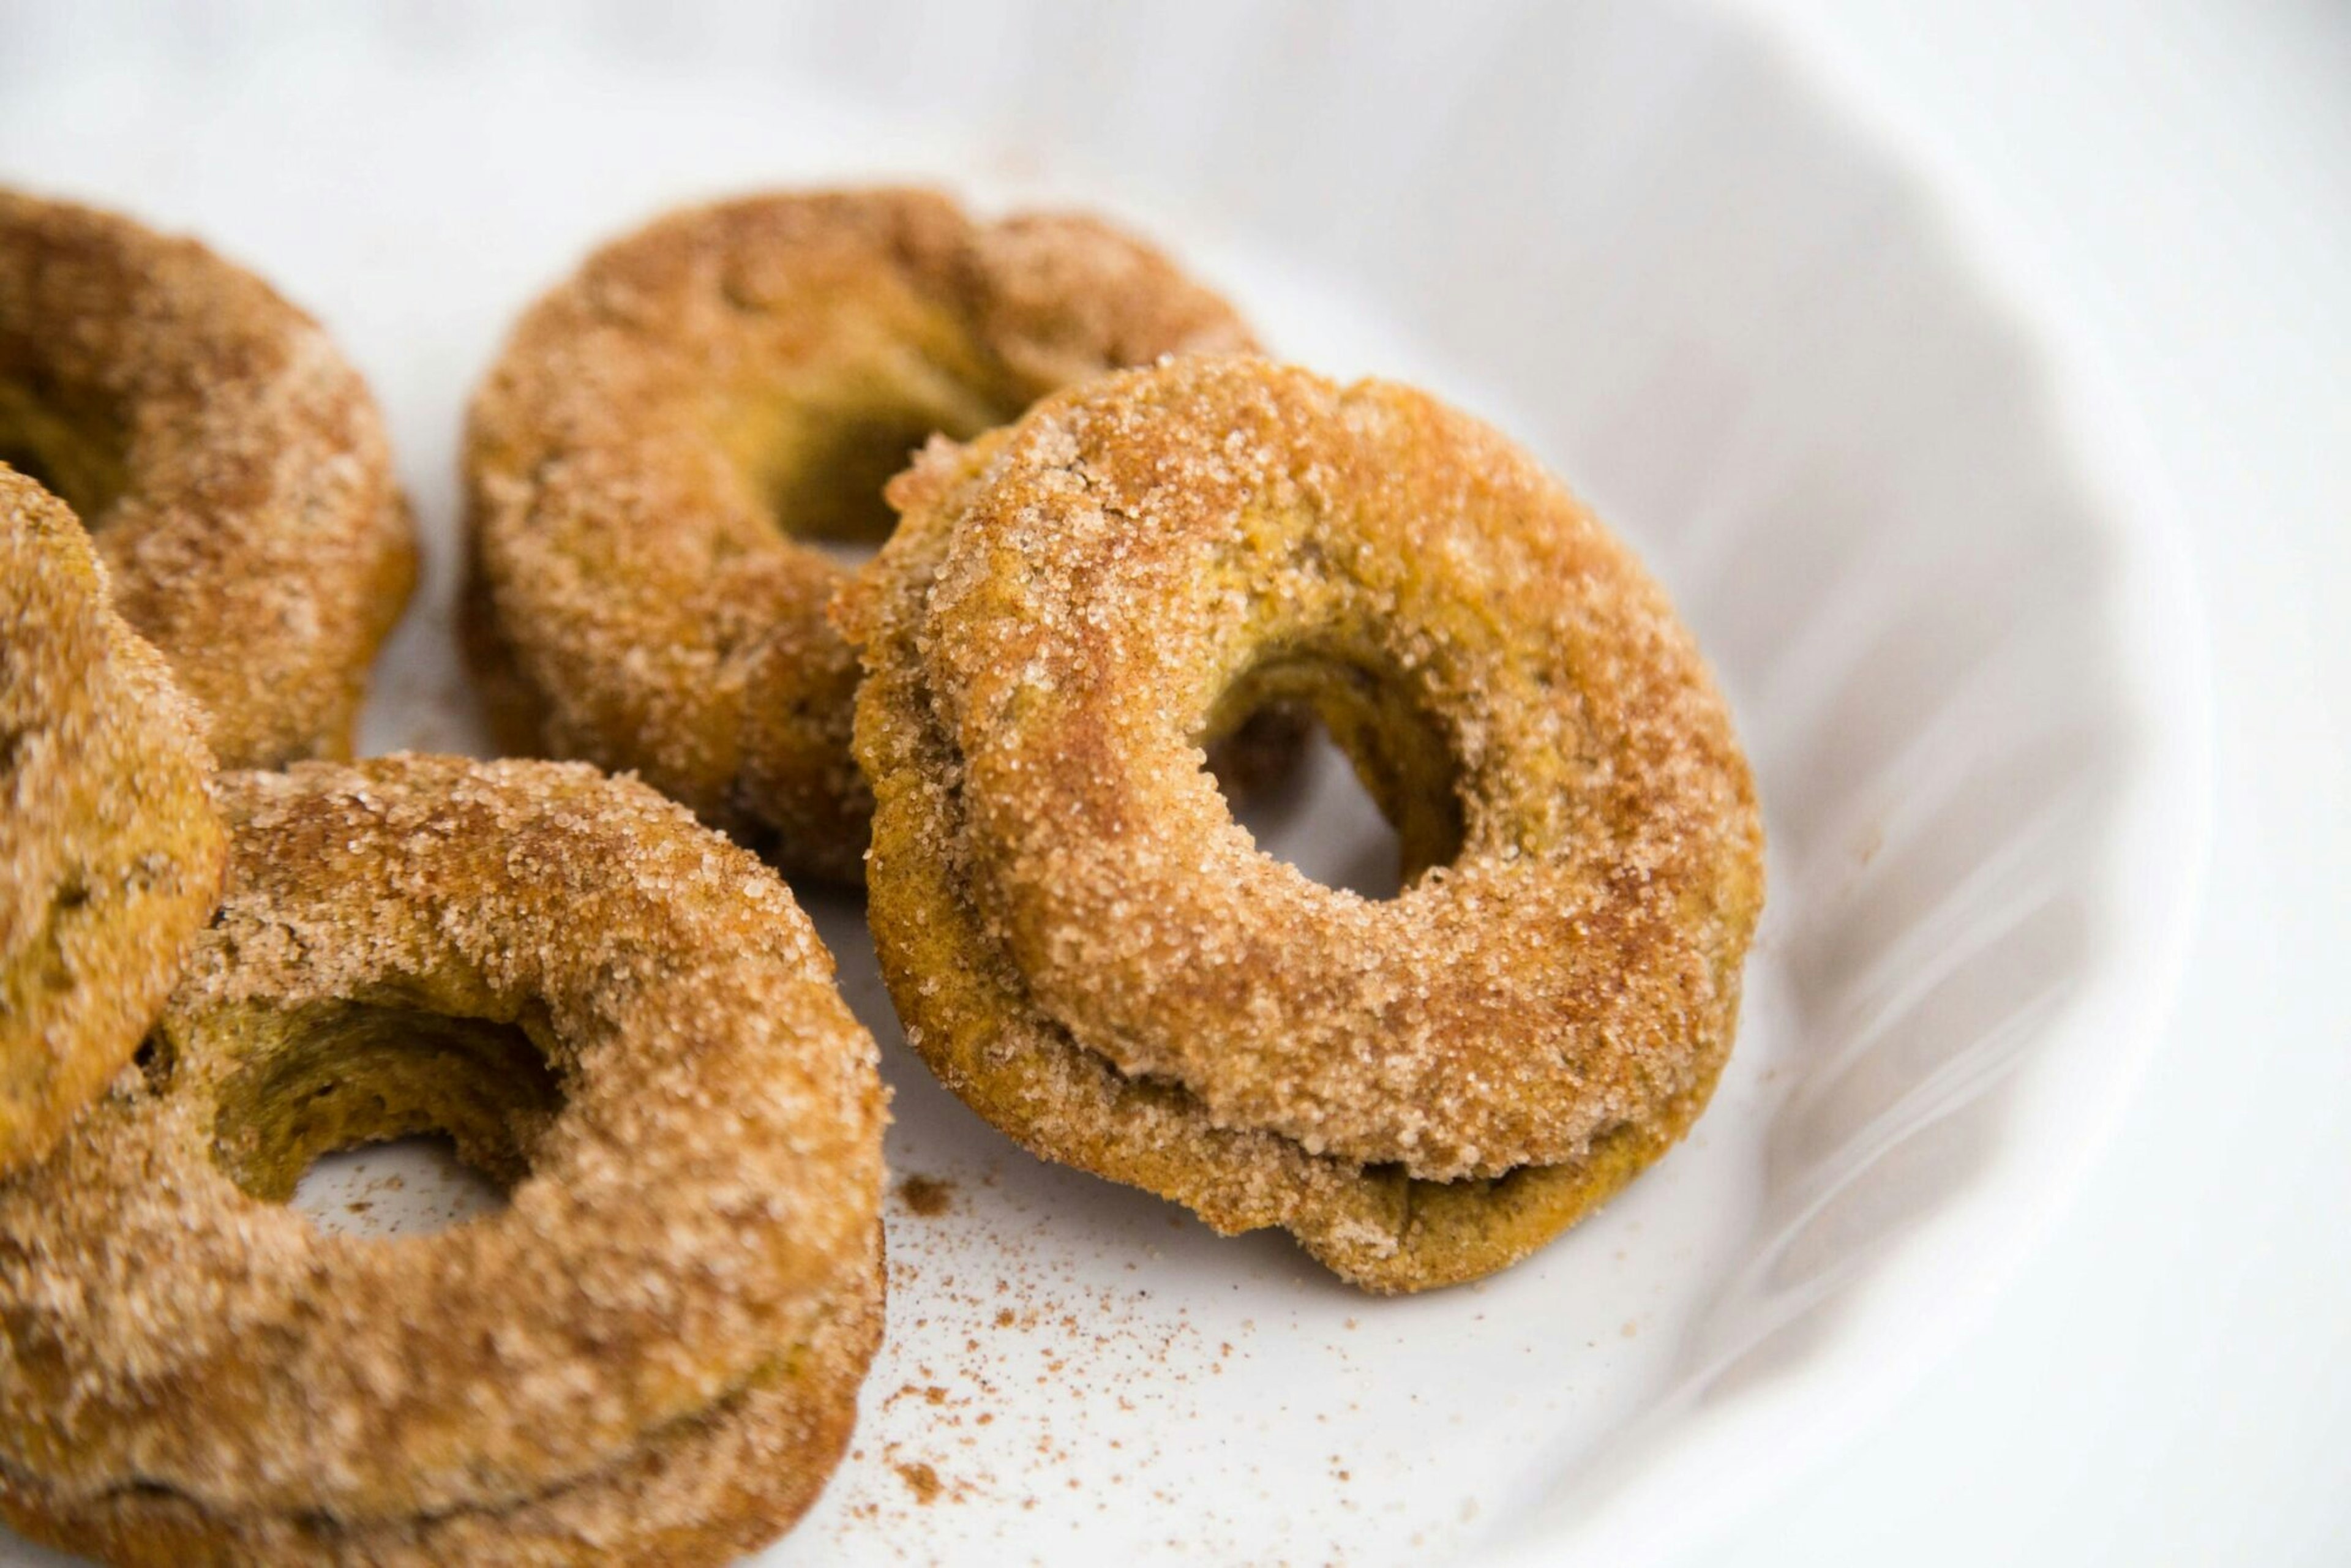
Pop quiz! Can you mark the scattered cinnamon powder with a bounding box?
[898,1174,955,1216]
[895,1461,942,1505]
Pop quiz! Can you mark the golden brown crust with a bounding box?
[0,756,888,1537]
[839,358,1764,1292]
[0,188,417,768]
[464,187,1258,881]
[0,466,224,1175]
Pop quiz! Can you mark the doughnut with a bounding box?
[465,187,1268,880]
[0,756,888,1562]
[0,189,417,768]
[838,358,1764,1293]
[1,466,223,1176]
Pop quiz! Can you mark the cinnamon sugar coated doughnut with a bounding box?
[1,467,224,1176]
[0,756,887,1562]
[465,187,1262,880]
[0,189,416,768]
[839,358,1764,1292]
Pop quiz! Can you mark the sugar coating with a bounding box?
[465,188,1258,882]
[839,358,1764,1292]
[0,756,888,1548]
[0,467,225,1174]
[0,188,416,768]
[0,1241,886,1568]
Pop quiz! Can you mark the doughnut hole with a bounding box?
[711,336,1022,566]
[197,1000,564,1234]
[0,376,129,524]
[1203,651,1466,900]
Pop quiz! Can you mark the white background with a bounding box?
[1707,2,2347,1562]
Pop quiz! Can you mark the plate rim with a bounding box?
[1479,2,2216,1560]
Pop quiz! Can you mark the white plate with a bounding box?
[0,3,2208,1563]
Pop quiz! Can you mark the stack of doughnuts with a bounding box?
[838,359,1763,1291]
[0,758,885,1565]
[0,179,1760,1566]
[0,193,889,1566]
